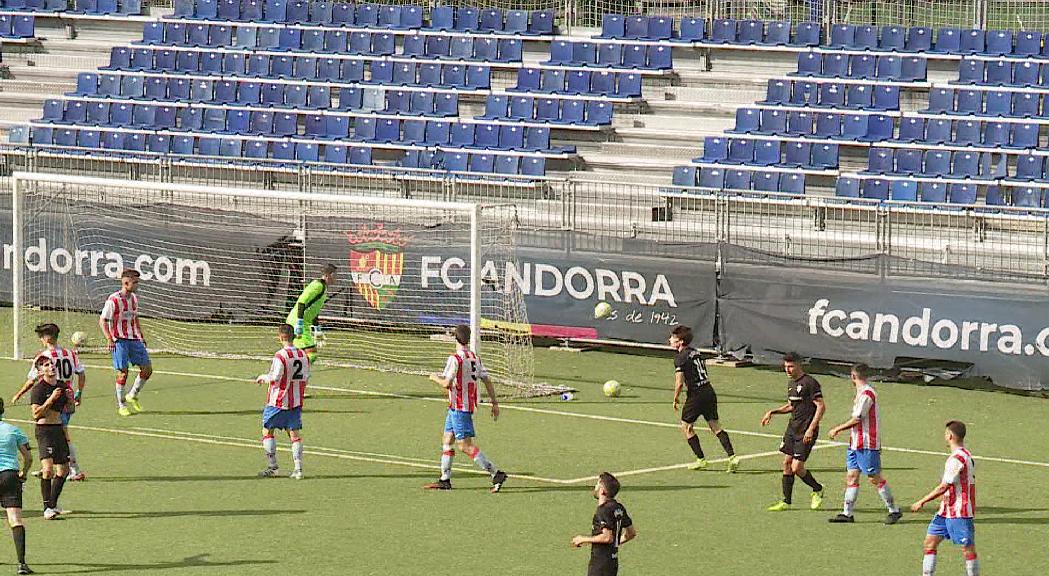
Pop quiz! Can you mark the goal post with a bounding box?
[8,171,557,396]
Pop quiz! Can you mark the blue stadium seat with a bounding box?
[757,20,788,45]
[95,74,119,97]
[171,134,195,155]
[209,25,233,47]
[1013,92,1040,118]
[201,108,225,133]
[922,150,950,177]
[752,171,779,193]
[331,1,353,25]
[853,25,878,50]
[154,106,176,129]
[815,112,841,138]
[479,95,508,120]
[919,181,948,203]
[306,85,330,109]
[224,110,250,134]
[793,22,821,46]
[781,142,811,168]
[109,103,132,127]
[795,52,821,76]
[624,15,647,40]
[785,111,812,136]
[959,29,985,54]
[622,45,647,69]
[671,165,698,188]
[846,84,872,109]
[849,54,876,79]
[727,108,758,134]
[128,48,152,71]
[406,91,432,115]
[953,150,980,178]
[496,124,525,150]
[376,4,399,28]
[503,9,528,35]
[586,101,613,125]
[46,99,72,123]
[698,136,727,163]
[896,117,924,143]
[211,80,235,104]
[983,60,1010,86]
[1013,61,1039,87]
[473,124,498,149]
[536,98,559,122]
[497,38,523,62]
[397,118,423,144]
[833,114,868,141]
[596,43,623,68]
[814,83,843,109]
[1011,154,1044,181]
[760,80,789,105]
[255,26,278,49]
[865,148,894,174]
[465,65,489,89]
[646,15,672,40]
[922,118,949,144]
[383,90,408,114]
[195,0,218,19]
[527,9,553,36]
[1008,123,1039,149]
[466,153,494,174]
[829,24,854,48]
[616,73,642,98]
[710,19,736,43]
[349,31,371,55]
[890,180,917,202]
[86,101,109,125]
[900,56,927,82]
[985,90,1010,117]
[724,138,755,164]
[221,52,245,75]
[861,178,889,200]
[507,96,534,121]
[876,55,902,81]
[835,176,860,198]
[145,133,168,154]
[241,140,267,161]
[141,23,164,45]
[355,3,378,27]
[242,0,263,20]
[738,20,762,44]
[541,69,565,93]
[565,70,591,95]
[677,17,705,43]
[754,109,786,135]
[571,41,597,66]
[176,107,203,132]
[596,14,625,39]
[697,167,724,189]
[123,133,147,153]
[725,169,751,191]
[449,36,473,60]
[751,140,781,166]
[402,33,425,57]
[779,173,805,195]
[200,52,224,75]
[648,45,672,70]
[880,25,905,51]
[350,117,374,142]
[872,85,900,111]
[905,27,933,52]
[954,119,981,146]
[479,8,503,33]
[393,62,417,85]
[300,29,325,52]
[982,30,1012,56]
[187,24,211,47]
[121,75,145,99]
[1015,31,1042,57]
[949,183,978,205]
[417,121,448,147]
[922,88,953,114]
[555,100,585,125]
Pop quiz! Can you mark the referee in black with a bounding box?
[0,397,33,574]
[29,355,70,522]
[669,326,739,472]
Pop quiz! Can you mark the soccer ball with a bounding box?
[602,380,621,398]
[70,331,88,346]
[594,301,613,319]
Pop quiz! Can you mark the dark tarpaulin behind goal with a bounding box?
[0,201,718,348]
[718,245,1049,391]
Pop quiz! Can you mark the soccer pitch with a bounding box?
[0,343,1047,575]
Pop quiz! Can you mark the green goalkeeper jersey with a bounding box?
[286,279,328,326]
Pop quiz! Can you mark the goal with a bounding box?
[8,172,554,396]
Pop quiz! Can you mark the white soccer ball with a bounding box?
[602,380,621,398]
[594,301,613,319]
[70,331,88,346]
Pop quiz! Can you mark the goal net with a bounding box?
[8,172,559,397]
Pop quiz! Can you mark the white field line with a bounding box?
[562,445,840,484]
[75,363,1049,470]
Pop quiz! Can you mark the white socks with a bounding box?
[291,439,303,472]
[922,551,937,576]
[966,555,979,576]
[129,376,145,397]
[842,484,859,516]
[440,445,454,481]
[262,435,277,469]
[877,480,899,513]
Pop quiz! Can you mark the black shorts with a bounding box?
[680,385,718,424]
[35,424,69,465]
[587,558,618,576]
[0,470,22,509]
[779,427,818,462]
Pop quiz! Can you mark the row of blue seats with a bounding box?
[760,79,900,109]
[923,87,1049,120]
[792,52,928,82]
[544,41,672,70]
[141,23,524,62]
[0,14,34,38]
[721,112,893,142]
[0,0,64,10]
[39,107,566,153]
[171,1,554,36]
[695,137,838,168]
[476,95,612,126]
[102,50,495,89]
[894,116,1039,148]
[671,165,807,195]
[1003,154,1049,182]
[597,16,819,47]
[865,148,1003,179]
[836,177,983,205]
[394,150,547,177]
[955,58,1049,88]
[0,0,141,12]
[508,68,642,99]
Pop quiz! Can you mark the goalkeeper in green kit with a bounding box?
[286,263,338,363]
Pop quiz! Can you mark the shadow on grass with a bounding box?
[34,554,277,574]
[94,472,434,483]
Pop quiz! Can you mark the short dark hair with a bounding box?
[320,263,337,276]
[783,352,803,364]
[851,363,870,380]
[453,324,471,346]
[278,323,295,340]
[34,323,59,339]
[670,325,693,346]
[33,355,53,369]
[598,472,621,498]
[945,420,967,441]
[121,268,141,280]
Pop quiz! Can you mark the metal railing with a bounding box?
[4,148,1046,280]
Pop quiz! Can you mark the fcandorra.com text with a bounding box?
[808,299,1049,358]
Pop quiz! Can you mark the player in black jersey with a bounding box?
[572,472,636,576]
[28,356,69,521]
[761,352,826,512]
[669,326,739,472]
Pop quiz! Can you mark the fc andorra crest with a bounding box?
[347,224,411,310]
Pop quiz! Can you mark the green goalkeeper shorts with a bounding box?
[294,329,316,350]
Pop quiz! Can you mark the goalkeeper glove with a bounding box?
[295,319,304,336]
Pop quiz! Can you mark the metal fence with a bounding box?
[4,149,1047,280]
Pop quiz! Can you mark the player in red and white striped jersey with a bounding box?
[423,325,508,493]
[255,324,310,480]
[827,363,901,524]
[912,421,979,576]
[98,269,153,417]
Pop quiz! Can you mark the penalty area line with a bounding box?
[77,364,1049,470]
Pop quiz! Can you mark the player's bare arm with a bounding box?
[804,397,826,443]
[74,373,86,405]
[620,525,637,545]
[17,444,31,481]
[672,372,684,411]
[761,402,793,426]
[571,527,613,548]
[481,376,499,421]
[11,380,33,404]
[429,374,452,389]
[828,416,861,439]
[911,483,950,512]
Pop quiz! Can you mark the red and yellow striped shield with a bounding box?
[349,244,405,310]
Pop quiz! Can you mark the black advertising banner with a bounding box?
[0,197,717,348]
[719,246,1049,391]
